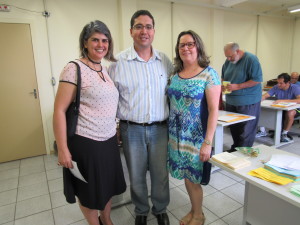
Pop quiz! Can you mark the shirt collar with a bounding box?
[126,46,161,62]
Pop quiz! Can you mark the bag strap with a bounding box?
[69,61,81,111]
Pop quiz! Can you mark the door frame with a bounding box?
[0,17,55,155]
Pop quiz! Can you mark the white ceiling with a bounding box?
[157,0,300,17]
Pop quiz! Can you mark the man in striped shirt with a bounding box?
[109,10,173,225]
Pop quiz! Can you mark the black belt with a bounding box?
[120,120,167,126]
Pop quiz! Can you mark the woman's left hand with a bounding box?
[199,144,212,162]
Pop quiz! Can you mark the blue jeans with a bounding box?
[120,122,170,215]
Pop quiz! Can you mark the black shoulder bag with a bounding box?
[66,61,81,137]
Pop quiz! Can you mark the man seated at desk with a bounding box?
[260,73,300,142]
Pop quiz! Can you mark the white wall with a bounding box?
[291,18,300,73]
[257,16,294,82]
[1,0,299,154]
[46,0,120,87]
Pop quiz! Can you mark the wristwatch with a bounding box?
[204,139,212,145]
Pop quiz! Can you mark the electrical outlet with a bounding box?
[0,4,11,12]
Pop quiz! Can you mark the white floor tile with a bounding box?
[202,207,220,225]
[46,168,63,181]
[1,222,14,225]
[50,190,69,208]
[220,183,245,204]
[70,219,89,225]
[170,203,191,222]
[17,181,49,201]
[18,171,47,188]
[14,210,54,225]
[53,203,84,225]
[0,160,20,172]
[111,206,135,225]
[203,192,242,218]
[208,219,228,225]
[15,194,51,219]
[0,203,15,224]
[19,165,45,177]
[0,178,18,192]
[209,172,238,190]
[0,168,19,181]
[48,177,63,193]
[0,189,17,207]
[20,156,44,168]
[202,184,219,197]
[45,159,60,171]
[222,207,244,225]
[168,187,190,211]
[219,170,243,182]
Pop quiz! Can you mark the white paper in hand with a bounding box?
[69,160,88,183]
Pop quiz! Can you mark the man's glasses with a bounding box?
[132,24,154,31]
[179,42,196,49]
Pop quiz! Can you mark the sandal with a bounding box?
[98,216,104,225]
[180,212,192,225]
[188,213,205,225]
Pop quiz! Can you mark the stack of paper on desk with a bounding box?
[264,163,300,182]
[263,154,300,182]
[290,185,300,197]
[211,152,251,170]
[218,114,250,123]
[267,154,300,171]
[271,102,297,108]
[248,167,293,185]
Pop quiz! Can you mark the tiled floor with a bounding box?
[1,125,299,225]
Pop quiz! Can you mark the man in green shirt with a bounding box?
[222,42,263,152]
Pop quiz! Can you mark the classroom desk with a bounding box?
[210,144,300,225]
[258,100,300,147]
[214,110,256,155]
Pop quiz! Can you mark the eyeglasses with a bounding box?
[179,42,196,49]
[132,24,154,31]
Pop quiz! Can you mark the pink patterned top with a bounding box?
[59,60,118,141]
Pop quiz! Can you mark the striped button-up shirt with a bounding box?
[109,46,173,123]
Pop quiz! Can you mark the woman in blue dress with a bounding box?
[167,30,221,225]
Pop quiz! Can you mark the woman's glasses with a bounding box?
[179,42,196,49]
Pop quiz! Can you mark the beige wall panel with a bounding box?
[46,0,120,85]
[173,3,212,60]
[137,0,173,60]
[257,16,294,83]
[222,11,257,54]
[291,18,300,73]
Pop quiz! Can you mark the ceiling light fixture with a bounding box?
[220,0,248,8]
[288,4,300,13]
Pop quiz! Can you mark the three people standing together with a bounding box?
[54,9,270,225]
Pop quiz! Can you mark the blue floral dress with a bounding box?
[167,66,220,183]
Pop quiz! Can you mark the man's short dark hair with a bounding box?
[130,10,155,28]
[277,73,290,83]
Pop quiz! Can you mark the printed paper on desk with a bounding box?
[268,154,300,171]
[271,102,297,108]
[218,114,250,123]
[69,160,88,183]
